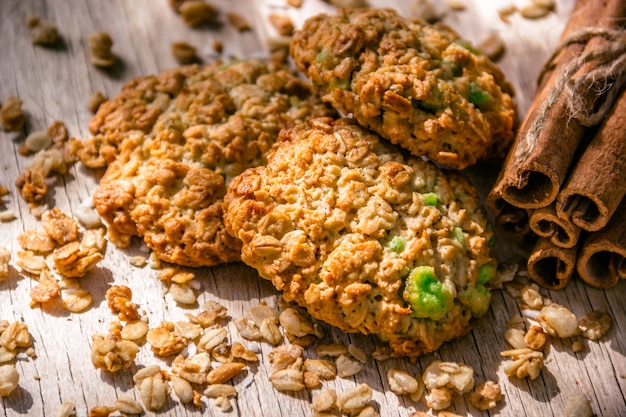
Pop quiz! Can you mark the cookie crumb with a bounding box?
[1,96,25,132]
[87,91,108,114]
[27,15,60,47]
[227,12,251,31]
[171,41,198,64]
[87,32,116,68]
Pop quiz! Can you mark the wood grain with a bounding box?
[1,1,625,416]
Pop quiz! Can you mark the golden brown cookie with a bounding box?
[290,8,517,169]
[224,117,497,357]
[88,60,336,267]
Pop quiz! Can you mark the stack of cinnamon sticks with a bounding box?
[487,0,626,290]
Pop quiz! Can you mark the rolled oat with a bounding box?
[468,380,502,410]
[336,383,372,414]
[578,311,612,340]
[268,13,294,36]
[88,406,115,417]
[178,1,218,27]
[303,359,336,380]
[106,285,140,321]
[0,96,25,132]
[114,397,143,415]
[17,230,56,253]
[87,91,108,114]
[387,368,419,395]
[171,41,198,65]
[538,303,580,338]
[563,392,593,417]
[24,130,52,153]
[207,362,245,384]
[87,32,116,68]
[0,365,19,396]
[501,348,544,380]
[120,320,149,341]
[133,366,169,411]
[61,289,93,313]
[170,374,194,403]
[0,247,12,281]
[269,368,305,391]
[425,387,453,410]
[204,384,237,398]
[0,321,31,351]
[311,389,337,412]
[226,12,250,31]
[90,333,139,372]
[27,15,60,46]
[197,326,228,352]
[54,401,76,417]
[147,322,187,356]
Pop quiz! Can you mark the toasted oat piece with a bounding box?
[224,118,497,357]
[290,8,517,169]
[86,60,335,267]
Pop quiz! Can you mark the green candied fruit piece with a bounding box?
[468,82,492,107]
[454,39,480,55]
[478,261,497,285]
[316,48,333,65]
[452,226,464,244]
[442,58,463,78]
[388,236,406,253]
[403,266,455,321]
[423,192,438,206]
[459,284,492,317]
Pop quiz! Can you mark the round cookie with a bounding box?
[290,8,517,169]
[224,117,497,357]
[89,59,336,267]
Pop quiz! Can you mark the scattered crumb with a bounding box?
[87,32,116,68]
[227,12,251,32]
[171,41,199,64]
[268,13,294,36]
[178,0,219,27]
[1,96,25,132]
[26,15,60,47]
[87,91,108,114]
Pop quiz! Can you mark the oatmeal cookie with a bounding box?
[89,60,336,267]
[224,117,497,357]
[290,8,517,169]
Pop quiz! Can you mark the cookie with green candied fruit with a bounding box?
[290,7,517,169]
[223,117,497,357]
[87,59,337,267]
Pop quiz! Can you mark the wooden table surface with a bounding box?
[1,1,625,416]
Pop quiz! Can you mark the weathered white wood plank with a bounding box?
[1,1,625,417]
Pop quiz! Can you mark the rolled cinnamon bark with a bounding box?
[489,0,626,210]
[487,191,531,236]
[530,203,581,248]
[528,237,578,290]
[576,199,626,289]
[556,88,626,231]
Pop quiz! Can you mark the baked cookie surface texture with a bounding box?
[290,8,517,169]
[89,60,336,267]
[224,117,497,357]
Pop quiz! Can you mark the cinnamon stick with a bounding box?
[556,88,626,232]
[487,191,531,236]
[527,237,577,290]
[576,199,626,289]
[489,0,626,209]
[530,203,581,248]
